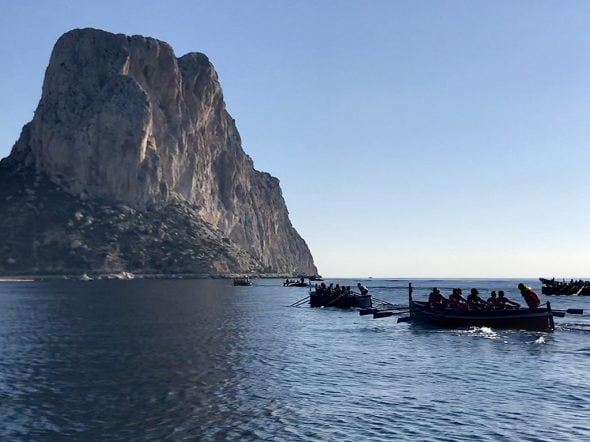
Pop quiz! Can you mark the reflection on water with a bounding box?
[0,278,589,440]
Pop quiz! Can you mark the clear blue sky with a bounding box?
[1,1,590,277]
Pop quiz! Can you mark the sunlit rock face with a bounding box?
[1,28,316,276]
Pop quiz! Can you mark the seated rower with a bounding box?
[467,288,488,309]
[518,283,541,309]
[487,291,502,307]
[357,283,369,296]
[428,288,447,308]
[448,288,468,308]
[497,290,520,309]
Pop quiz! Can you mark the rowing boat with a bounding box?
[539,277,590,296]
[409,301,554,331]
[406,284,554,331]
[283,282,308,287]
[309,291,372,308]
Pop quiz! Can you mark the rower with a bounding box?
[467,288,488,309]
[518,283,541,309]
[428,288,447,308]
[487,291,501,307]
[448,288,468,308]
[497,290,520,308]
[357,283,369,296]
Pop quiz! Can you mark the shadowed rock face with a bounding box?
[1,28,317,276]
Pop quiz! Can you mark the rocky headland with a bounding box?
[0,28,316,277]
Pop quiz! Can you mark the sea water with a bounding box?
[0,278,589,441]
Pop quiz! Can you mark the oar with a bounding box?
[289,296,310,307]
[552,308,584,315]
[373,310,409,319]
[397,316,411,323]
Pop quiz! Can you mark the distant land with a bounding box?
[0,28,317,278]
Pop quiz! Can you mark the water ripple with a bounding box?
[0,279,589,440]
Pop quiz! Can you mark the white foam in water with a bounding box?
[463,326,498,339]
[479,326,495,336]
[534,336,545,344]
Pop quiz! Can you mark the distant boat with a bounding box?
[309,275,323,281]
[283,281,308,287]
[233,277,252,286]
[309,291,372,308]
[539,277,590,296]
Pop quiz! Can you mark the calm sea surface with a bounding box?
[1,278,589,441]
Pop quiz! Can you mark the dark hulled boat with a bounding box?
[409,301,554,331]
[407,284,554,331]
[283,281,308,287]
[233,278,252,286]
[539,277,590,296]
[309,291,372,308]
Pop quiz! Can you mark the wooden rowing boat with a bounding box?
[406,284,554,331]
[409,301,554,331]
[283,282,308,287]
[309,291,372,308]
[539,277,590,296]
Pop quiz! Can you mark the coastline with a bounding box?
[0,272,302,282]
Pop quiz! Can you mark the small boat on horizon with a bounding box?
[283,278,308,287]
[233,277,252,286]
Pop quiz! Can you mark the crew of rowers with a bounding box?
[314,283,353,296]
[545,278,590,288]
[542,278,590,295]
[428,284,541,310]
[283,277,306,286]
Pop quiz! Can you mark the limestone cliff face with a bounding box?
[3,28,316,275]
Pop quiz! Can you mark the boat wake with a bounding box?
[460,326,498,339]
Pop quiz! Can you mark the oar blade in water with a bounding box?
[373,311,394,319]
